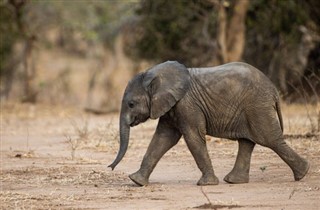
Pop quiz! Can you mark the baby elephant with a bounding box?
[109,61,309,186]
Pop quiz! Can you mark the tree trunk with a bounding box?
[10,0,37,103]
[216,1,228,63]
[226,0,249,62]
[215,0,249,63]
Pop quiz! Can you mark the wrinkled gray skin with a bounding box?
[109,61,310,186]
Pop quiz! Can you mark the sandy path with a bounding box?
[1,104,319,209]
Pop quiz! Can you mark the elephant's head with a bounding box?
[108,61,190,170]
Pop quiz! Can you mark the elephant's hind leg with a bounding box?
[244,106,309,181]
[224,139,255,184]
[248,108,309,181]
[269,140,310,181]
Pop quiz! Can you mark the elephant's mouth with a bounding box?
[130,116,149,127]
[130,117,140,127]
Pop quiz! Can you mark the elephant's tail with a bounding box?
[275,100,284,132]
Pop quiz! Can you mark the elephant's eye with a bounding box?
[128,101,135,109]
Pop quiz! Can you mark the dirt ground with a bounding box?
[1,103,320,210]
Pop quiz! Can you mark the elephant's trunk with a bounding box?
[108,110,130,170]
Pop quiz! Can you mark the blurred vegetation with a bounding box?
[244,0,319,100]
[130,0,217,66]
[0,0,319,108]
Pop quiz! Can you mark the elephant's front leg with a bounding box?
[183,128,219,186]
[129,117,181,186]
[224,139,255,184]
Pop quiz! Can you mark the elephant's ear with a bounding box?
[142,61,190,119]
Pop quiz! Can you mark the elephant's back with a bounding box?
[188,62,275,96]
[189,62,267,82]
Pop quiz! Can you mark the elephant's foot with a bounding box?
[293,160,310,181]
[224,170,249,184]
[197,174,219,186]
[129,171,149,186]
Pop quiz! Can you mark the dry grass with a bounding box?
[62,114,120,160]
[282,103,319,135]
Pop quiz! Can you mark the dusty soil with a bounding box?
[1,103,320,209]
